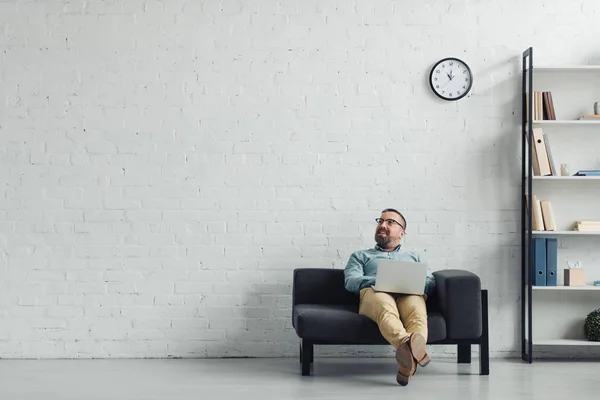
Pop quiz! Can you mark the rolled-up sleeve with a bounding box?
[344,252,375,294]
[424,269,436,296]
[415,253,436,296]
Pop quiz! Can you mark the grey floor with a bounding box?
[0,357,598,399]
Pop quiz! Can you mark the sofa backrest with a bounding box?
[292,268,358,307]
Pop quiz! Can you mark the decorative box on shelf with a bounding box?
[564,268,586,286]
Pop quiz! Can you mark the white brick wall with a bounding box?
[1,0,600,359]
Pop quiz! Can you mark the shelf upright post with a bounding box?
[521,47,534,363]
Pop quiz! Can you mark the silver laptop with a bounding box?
[372,259,428,295]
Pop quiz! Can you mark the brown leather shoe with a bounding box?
[409,333,430,367]
[395,342,416,386]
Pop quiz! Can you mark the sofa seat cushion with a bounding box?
[293,304,447,344]
[427,311,447,343]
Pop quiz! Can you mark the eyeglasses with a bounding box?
[375,218,405,230]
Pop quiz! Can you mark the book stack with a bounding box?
[527,91,556,121]
[572,221,600,231]
[578,114,600,120]
[527,194,556,231]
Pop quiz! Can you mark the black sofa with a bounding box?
[292,268,489,376]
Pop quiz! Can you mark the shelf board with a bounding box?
[533,285,600,291]
[533,66,600,72]
[532,230,600,236]
[532,176,600,180]
[532,120,600,126]
[533,339,600,346]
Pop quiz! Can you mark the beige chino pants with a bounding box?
[359,287,428,349]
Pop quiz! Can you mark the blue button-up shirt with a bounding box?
[343,244,436,296]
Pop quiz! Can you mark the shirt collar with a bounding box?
[375,244,402,252]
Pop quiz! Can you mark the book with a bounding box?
[529,194,545,231]
[540,200,556,231]
[547,91,556,120]
[542,133,557,175]
[543,92,556,120]
[573,221,600,231]
[578,114,600,119]
[529,91,556,120]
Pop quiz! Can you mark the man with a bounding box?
[343,208,436,386]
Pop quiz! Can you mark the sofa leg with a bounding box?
[457,344,471,363]
[480,289,490,375]
[301,340,313,376]
[300,341,314,364]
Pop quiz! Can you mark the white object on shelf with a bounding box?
[533,339,600,346]
[560,163,570,176]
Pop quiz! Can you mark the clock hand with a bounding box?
[442,78,454,90]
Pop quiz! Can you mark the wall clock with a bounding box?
[429,57,473,101]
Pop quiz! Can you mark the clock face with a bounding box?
[429,58,473,101]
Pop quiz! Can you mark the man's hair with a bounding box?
[381,208,407,229]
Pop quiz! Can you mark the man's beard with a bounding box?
[375,231,390,247]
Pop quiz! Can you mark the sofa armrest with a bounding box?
[432,269,482,340]
[292,268,358,308]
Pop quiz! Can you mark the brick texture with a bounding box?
[1,0,600,359]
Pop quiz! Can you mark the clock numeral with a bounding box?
[449,62,454,66]
[457,91,461,95]
[436,85,439,89]
[436,70,440,73]
[465,78,468,82]
[434,77,438,81]
[442,64,445,68]
[449,93,453,97]
[463,70,467,73]
[462,85,466,89]
[442,91,445,94]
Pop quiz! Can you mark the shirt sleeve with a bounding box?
[343,252,376,295]
[424,269,436,297]
[416,253,437,296]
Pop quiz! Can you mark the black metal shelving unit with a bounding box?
[521,47,534,363]
[520,47,600,363]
